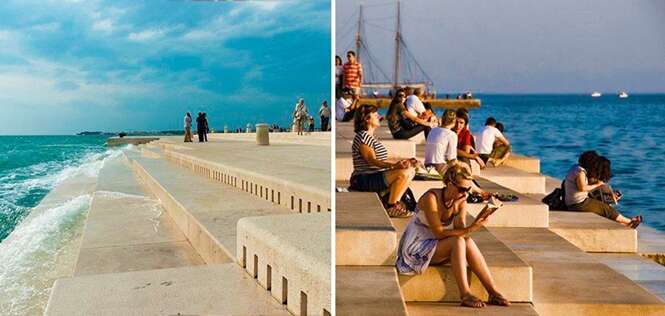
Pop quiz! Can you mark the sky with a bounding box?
[0,0,331,135]
[336,0,665,94]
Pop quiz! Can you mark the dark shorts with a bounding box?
[350,172,389,192]
[479,154,490,163]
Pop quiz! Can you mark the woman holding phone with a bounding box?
[396,163,510,308]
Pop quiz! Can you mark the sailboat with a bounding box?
[618,90,629,98]
[346,1,480,109]
[591,91,602,98]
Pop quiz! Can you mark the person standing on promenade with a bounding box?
[396,163,511,308]
[183,112,192,142]
[343,50,363,96]
[454,109,485,170]
[387,88,436,140]
[424,109,458,175]
[202,112,209,142]
[564,151,642,228]
[476,117,510,165]
[196,112,205,142]
[293,98,308,136]
[319,100,330,131]
[335,55,344,98]
[350,105,419,218]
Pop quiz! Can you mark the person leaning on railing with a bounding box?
[349,104,419,218]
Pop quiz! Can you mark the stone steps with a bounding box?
[391,218,533,303]
[548,211,637,253]
[336,266,408,316]
[336,192,397,266]
[74,155,206,276]
[406,302,539,315]
[45,264,290,315]
[488,227,665,316]
[237,213,331,315]
[478,166,547,194]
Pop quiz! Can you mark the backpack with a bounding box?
[542,181,567,210]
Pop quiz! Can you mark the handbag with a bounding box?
[542,181,567,210]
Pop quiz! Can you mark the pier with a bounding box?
[45,132,331,315]
[335,121,665,315]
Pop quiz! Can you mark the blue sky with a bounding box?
[336,0,665,94]
[0,0,331,134]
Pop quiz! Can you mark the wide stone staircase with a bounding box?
[335,122,665,315]
[45,133,331,315]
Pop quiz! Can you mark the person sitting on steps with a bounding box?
[387,88,437,140]
[564,150,642,228]
[349,104,419,218]
[396,163,511,308]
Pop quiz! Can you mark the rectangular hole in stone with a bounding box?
[255,184,258,196]
[260,186,263,198]
[282,277,288,304]
[291,196,294,210]
[271,190,274,202]
[265,188,269,201]
[242,246,246,268]
[278,192,281,204]
[266,265,272,290]
[308,201,311,213]
[317,205,321,213]
[253,255,258,278]
[299,198,303,213]
[300,291,307,316]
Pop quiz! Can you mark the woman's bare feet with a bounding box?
[460,293,485,308]
[487,292,511,306]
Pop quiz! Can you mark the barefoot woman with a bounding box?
[396,163,510,308]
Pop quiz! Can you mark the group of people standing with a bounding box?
[292,98,331,135]
[183,112,209,143]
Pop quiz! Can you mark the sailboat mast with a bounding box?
[356,4,363,61]
[393,1,401,89]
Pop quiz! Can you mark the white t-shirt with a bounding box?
[335,97,351,121]
[476,125,504,154]
[405,95,425,116]
[424,127,458,165]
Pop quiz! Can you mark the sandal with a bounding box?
[460,293,485,308]
[487,292,511,306]
[385,203,413,218]
[629,215,643,229]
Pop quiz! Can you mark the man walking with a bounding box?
[319,100,330,131]
[183,112,192,142]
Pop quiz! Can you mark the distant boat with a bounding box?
[591,91,602,98]
[618,91,629,98]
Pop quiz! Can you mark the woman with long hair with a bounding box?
[386,88,435,140]
[396,163,511,308]
[564,151,642,228]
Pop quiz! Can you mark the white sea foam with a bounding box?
[0,146,127,315]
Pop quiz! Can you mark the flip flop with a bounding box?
[487,293,511,306]
[629,215,643,229]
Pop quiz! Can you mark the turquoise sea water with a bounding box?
[0,136,107,242]
[445,94,665,230]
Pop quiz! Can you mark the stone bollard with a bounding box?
[255,123,269,145]
[246,123,252,133]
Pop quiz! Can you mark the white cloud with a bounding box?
[92,19,113,32]
[128,29,165,42]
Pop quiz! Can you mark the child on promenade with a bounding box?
[396,163,511,308]
[350,105,419,218]
[564,151,642,228]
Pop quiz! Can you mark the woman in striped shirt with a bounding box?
[350,105,419,217]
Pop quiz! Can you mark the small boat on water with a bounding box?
[618,91,629,98]
[591,91,602,98]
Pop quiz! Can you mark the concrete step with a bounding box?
[336,192,397,265]
[336,266,408,316]
[336,138,417,159]
[237,213,331,315]
[488,227,665,316]
[504,154,541,173]
[45,264,290,315]
[591,253,665,301]
[478,166,546,194]
[548,211,637,253]
[391,218,533,303]
[155,136,330,213]
[129,152,290,263]
[408,178,549,228]
[75,156,206,276]
[406,302,539,315]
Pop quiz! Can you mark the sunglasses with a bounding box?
[453,182,472,193]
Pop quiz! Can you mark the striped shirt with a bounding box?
[343,62,363,88]
[352,131,388,175]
